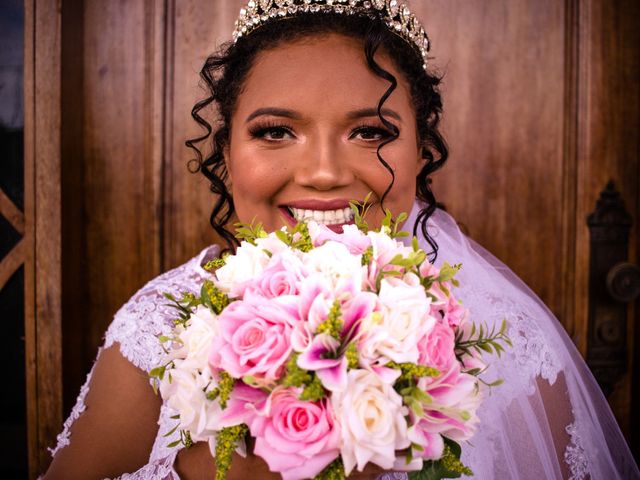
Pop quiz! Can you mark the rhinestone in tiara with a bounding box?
[232,0,430,70]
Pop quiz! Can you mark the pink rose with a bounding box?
[417,321,456,373]
[250,387,340,480]
[209,290,300,384]
[247,251,308,298]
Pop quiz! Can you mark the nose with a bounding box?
[294,135,354,191]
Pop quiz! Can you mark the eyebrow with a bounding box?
[245,108,302,123]
[346,107,403,123]
[245,106,403,123]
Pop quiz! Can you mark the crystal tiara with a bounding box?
[232,0,431,70]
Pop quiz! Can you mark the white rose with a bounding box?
[158,359,222,442]
[215,241,271,297]
[302,240,364,290]
[159,306,223,441]
[171,305,219,368]
[359,277,435,365]
[332,369,410,474]
[254,232,290,256]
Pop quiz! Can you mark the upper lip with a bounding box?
[282,199,354,210]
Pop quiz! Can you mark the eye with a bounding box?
[248,122,295,141]
[350,125,394,142]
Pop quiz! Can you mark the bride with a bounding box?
[44,1,639,479]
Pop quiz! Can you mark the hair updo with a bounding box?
[186,10,448,261]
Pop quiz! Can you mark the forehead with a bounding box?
[235,33,414,120]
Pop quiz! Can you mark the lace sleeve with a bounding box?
[104,246,221,373]
[48,245,220,475]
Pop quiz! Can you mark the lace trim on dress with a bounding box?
[455,287,562,403]
[48,364,95,456]
[49,246,219,465]
[564,421,589,480]
[150,404,183,463]
[104,246,219,373]
[114,450,180,480]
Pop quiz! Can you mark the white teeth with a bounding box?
[289,207,354,225]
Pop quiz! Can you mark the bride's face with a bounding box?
[226,33,422,233]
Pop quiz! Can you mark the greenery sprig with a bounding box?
[215,424,248,480]
[200,279,230,314]
[205,371,235,409]
[234,219,267,245]
[282,353,326,402]
[204,256,227,271]
[166,429,193,449]
[349,193,374,232]
[163,291,201,327]
[455,319,512,361]
[274,221,314,252]
[316,300,343,341]
[314,457,346,480]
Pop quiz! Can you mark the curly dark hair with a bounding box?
[186,11,448,261]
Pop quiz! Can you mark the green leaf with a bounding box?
[412,388,433,404]
[149,366,166,380]
[163,423,180,437]
[409,399,425,417]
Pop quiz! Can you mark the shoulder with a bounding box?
[104,245,220,372]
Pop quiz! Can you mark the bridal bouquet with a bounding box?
[151,205,510,480]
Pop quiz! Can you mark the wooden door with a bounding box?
[23,0,639,476]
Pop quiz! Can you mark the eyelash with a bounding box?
[247,121,395,142]
[350,123,395,141]
[248,121,295,141]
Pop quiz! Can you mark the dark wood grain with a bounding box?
[23,3,36,476]
[415,1,567,325]
[163,0,245,269]
[24,0,64,476]
[0,188,25,235]
[60,0,87,421]
[24,0,639,472]
[80,0,164,357]
[572,0,640,441]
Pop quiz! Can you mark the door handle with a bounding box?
[586,181,634,397]
[606,262,640,303]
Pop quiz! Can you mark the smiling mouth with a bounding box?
[286,206,355,226]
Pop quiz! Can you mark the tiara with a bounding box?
[232,0,430,70]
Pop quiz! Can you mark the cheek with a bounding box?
[379,142,420,198]
[227,149,290,200]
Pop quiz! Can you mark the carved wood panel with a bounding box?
[23,0,639,475]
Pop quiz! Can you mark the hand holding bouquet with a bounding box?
[151,206,510,480]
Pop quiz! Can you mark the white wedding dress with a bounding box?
[50,204,640,479]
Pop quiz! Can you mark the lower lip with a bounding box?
[279,207,354,233]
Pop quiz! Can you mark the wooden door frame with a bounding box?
[20,0,639,476]
[24,0,63,477]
